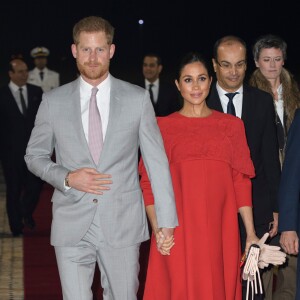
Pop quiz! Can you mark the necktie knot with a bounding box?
[91,87,98,97]
[225,92,239,116]
[225,92,239,101]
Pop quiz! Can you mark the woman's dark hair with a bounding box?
[176,51,213,80]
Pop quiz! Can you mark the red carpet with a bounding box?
[23,183,149,299]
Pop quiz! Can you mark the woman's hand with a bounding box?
[245,232,259,255]
[155,230,175,255]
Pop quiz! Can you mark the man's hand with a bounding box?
[67,168,112,194]
[156,228,175,253]
[280,231,299,255]
[268,212,278,238]
[155,230,175,255]
[161,227,174,239]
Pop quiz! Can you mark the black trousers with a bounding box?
[2,158,43,233]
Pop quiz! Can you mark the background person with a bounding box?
[28,46,60,92]
[0,58,43,236]
[278,108,300,300]
[136,53,181,116]
[207,35,281,299]
[249,33,300,300]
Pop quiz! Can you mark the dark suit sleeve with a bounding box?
[278,109,300,232]
[262,95,281,213]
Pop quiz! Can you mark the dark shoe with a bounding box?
[12,230,23,237]
[24,216,36,230]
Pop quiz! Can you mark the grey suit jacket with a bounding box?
[25,75,178,247]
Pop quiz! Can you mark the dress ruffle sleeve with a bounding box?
[225,117,255,209]
[225,117,255,178]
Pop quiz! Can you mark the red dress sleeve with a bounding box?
[139,158,155,206]
[228,118,255,209]
[230,118,255,178]
[233,170,252,209]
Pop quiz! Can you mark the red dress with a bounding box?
[139,110,255,300]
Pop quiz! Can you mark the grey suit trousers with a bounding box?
[55,219,140,300]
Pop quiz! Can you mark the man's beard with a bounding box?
[76,60,109,80]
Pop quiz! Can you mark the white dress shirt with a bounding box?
[9,81,28,113]
[216,82,243,119]
[80,74,111,143]
[64,75,111,189]
[145,78,159,104]
[274,84,284,125]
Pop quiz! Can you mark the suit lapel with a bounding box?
[68,79,93,161]
[209,83,224,112]
[241,85,252,126]
[98,77,121,166]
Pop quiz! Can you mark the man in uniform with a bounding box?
[28,46,60,92]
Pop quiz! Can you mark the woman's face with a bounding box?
[255,48,284,81]
[175,61,212,107]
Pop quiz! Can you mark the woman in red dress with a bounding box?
[139,52,259,299]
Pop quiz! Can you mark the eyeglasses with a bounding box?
[215,60,246,70]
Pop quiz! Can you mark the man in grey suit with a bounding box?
[25,16,178,300]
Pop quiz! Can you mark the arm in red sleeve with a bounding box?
[139,157,155,206]
[233,169,252,209]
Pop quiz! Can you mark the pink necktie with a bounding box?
[88,87,103,164]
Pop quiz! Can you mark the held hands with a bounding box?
[67,168,112,194]
[155,228,175,255]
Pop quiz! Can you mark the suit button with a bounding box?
[93,199,98,203]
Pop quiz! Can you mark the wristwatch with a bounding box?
[64,172,71,188]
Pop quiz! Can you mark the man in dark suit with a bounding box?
[137,53,181,116]
[207,36,281,299]
[0,58,43,236]
[278,108,300,300]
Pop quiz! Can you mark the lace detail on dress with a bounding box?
[158,111,255,177]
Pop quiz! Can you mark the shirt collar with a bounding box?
[9,81,27,93]
[80,73,111,95]
[216,81,243,97]
[145,78,159,88]
[277,84,283,95]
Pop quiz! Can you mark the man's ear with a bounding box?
[158,65,163,74]
[71,44,77,58]
[109,44,116,59]
[212,59,217,72]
